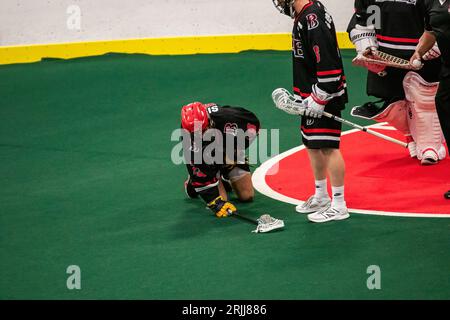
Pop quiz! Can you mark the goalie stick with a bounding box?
[272,88,408,148]
[353,49,423,76]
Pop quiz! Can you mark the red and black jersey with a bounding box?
[348,0,441,99]
[292,0,348,109]
[183,105,260,203]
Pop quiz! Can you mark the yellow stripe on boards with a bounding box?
[0,33,354,65]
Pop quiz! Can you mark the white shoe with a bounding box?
[296,195,331,214]
[421,149,439,165]
[307,206,350,223]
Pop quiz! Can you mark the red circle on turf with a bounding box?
[261,125,450,216]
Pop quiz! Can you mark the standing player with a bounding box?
[181,102,260,217]
[272,0,349,223]
[348,0,446,165]
[410,0,450,198]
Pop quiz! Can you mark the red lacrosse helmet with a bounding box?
[181,102,209,132]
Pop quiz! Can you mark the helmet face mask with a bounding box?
[272,0,295,18]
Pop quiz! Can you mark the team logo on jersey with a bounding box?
[306,13,319,30]
[293,38,305,58]
[192,167,207,178]
[224,123,239,136]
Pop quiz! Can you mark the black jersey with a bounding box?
[350,0,428,57]
[183,105,260,203]
[348,0,442,99]
[424,0,450,77]
[292,0,348,109]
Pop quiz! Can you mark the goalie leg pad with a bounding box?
[373,100,410,135]
[403,72,446,161]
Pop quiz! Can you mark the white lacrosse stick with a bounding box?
[271,88,307,115]
[252,214,285,234]
[228,210,285,234]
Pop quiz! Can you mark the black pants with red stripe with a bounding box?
[435,75,450,145]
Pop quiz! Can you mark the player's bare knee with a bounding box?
[321,148,337,156]
[238,193,254,202]
[237,189,254,203]
[232,178,254,202]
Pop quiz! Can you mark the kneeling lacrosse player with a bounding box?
[272,0,349,223]
[181,102,260,218]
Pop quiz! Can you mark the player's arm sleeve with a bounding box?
[355,0,370,26]
[347,0,371,33]
[307,21,346,103]
[186,163,220,204]
[422,0,433,32]
[347,13,358,34]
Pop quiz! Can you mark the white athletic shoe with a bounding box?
[421,149,439,165]
[295,196,331,214]
[307,206,350,223]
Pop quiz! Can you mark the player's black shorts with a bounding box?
[220,162,250,181]
[301,108,342,149]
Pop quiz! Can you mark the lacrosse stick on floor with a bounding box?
[228,210,285,234]
[271,88,408,148]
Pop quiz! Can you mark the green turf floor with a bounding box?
[0,51,449,299]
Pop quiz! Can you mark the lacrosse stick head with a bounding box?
[252,214,285,233]
[272,88,290,105]
[353,49,423,72]
[272,88,306,115]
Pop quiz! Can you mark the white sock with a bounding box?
[314,179,329,199]
[331,186,346,208]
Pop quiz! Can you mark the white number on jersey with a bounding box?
[207,106,219,113]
